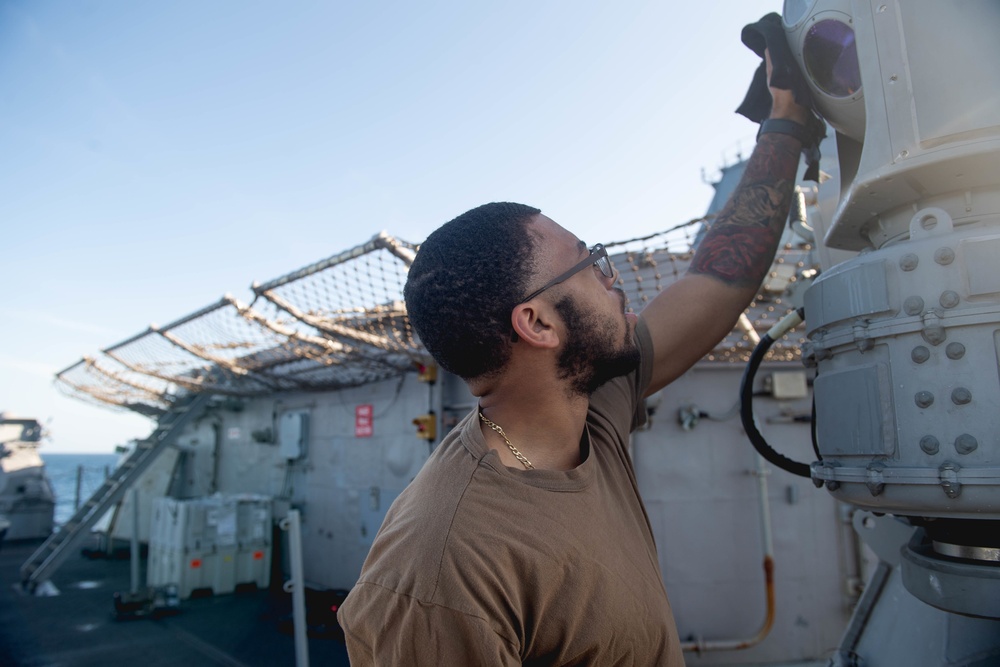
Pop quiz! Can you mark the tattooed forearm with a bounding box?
[689,133,801,287]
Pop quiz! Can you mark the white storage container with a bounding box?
[148,494,272,599]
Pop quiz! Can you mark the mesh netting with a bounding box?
[55,356,174,416]
[253,232,419,364]
[56,221,813,415]
[610,216,810,365]
[55,233,421,414]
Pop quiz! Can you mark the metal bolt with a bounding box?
[866,464,886,496]
[955,434,978,455]
[853,321,874,353]
[939,291,960,309]
[939,462,962,498]
[919,436,940,455]
[911,346,930,364]
[904,296,924,315]
[951,387,972,405]
[914,391,935,408]
[921,311,947,346]
[945,342,966,360]
[899,253,919,271]
[934,247,955,265]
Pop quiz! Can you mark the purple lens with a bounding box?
[803,19,862,98]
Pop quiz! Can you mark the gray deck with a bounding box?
[0,538,349,667]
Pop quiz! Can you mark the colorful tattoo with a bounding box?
[689,133,801,287]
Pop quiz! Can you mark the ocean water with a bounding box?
[44,453,121,526]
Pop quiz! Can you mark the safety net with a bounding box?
[57,217,811,416]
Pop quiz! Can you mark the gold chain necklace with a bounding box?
[478,412,534,470]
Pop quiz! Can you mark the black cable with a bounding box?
[810,380,821,460]
[740,331,812,478]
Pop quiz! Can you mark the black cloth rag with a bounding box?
[736,12,827,182]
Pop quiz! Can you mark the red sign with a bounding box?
[355,404,374,437]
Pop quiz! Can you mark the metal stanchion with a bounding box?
[280,510,309,667]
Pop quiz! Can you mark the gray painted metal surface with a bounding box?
[20,392,211,589]
[0,416,55,541]
[787,0,1000,657]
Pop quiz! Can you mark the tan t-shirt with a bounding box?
[338,318,684,666]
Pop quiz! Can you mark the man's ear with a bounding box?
[511,302,560,349]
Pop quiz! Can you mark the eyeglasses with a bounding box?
[519,243,614,304]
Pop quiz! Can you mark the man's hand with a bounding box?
[640,49,808,395]
[766,49,809,124]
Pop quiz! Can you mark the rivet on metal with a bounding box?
[939,463,962,498]
[866,463,886,496]
[903,296,924,315]
[914,391,934,408]
[945,342,966,360]
[955,434,978,455]
[911,346,930,364]
[951,388,972,405]
[939,291,960,309]
[934,247,955,265]
[825,480,841,491]
[919,436,940,455]
[921,311,946,346]
[899,253,919,271]
[801,341,816,363]
[853,327,874,353]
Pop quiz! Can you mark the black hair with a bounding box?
[404,202,541,380]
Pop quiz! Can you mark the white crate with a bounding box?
[148,494,273,598]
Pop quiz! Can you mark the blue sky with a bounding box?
[1,1,782,452]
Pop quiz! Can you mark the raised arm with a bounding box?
[642,53,810,396]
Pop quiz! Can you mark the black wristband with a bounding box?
[757,118,810,144]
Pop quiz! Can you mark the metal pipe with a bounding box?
[737,312,762,347]
[252,231,415,294]
[789,186,815,243]
[832,561,892,664]
[154,296,231,334]
[375,230,417,266]
[130,488,140,595]
[54,357,87,377]
[280,509,310,667]
[680,452,777,653]
[102,326,160,354]
[74,465,83,511]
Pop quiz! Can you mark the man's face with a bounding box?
[523,214,640,395]
[553,283,640,397]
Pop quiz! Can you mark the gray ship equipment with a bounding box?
[752,0,1000,663]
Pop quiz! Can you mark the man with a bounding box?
[339,54,809,664]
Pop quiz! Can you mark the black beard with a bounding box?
[554,293,640,397]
